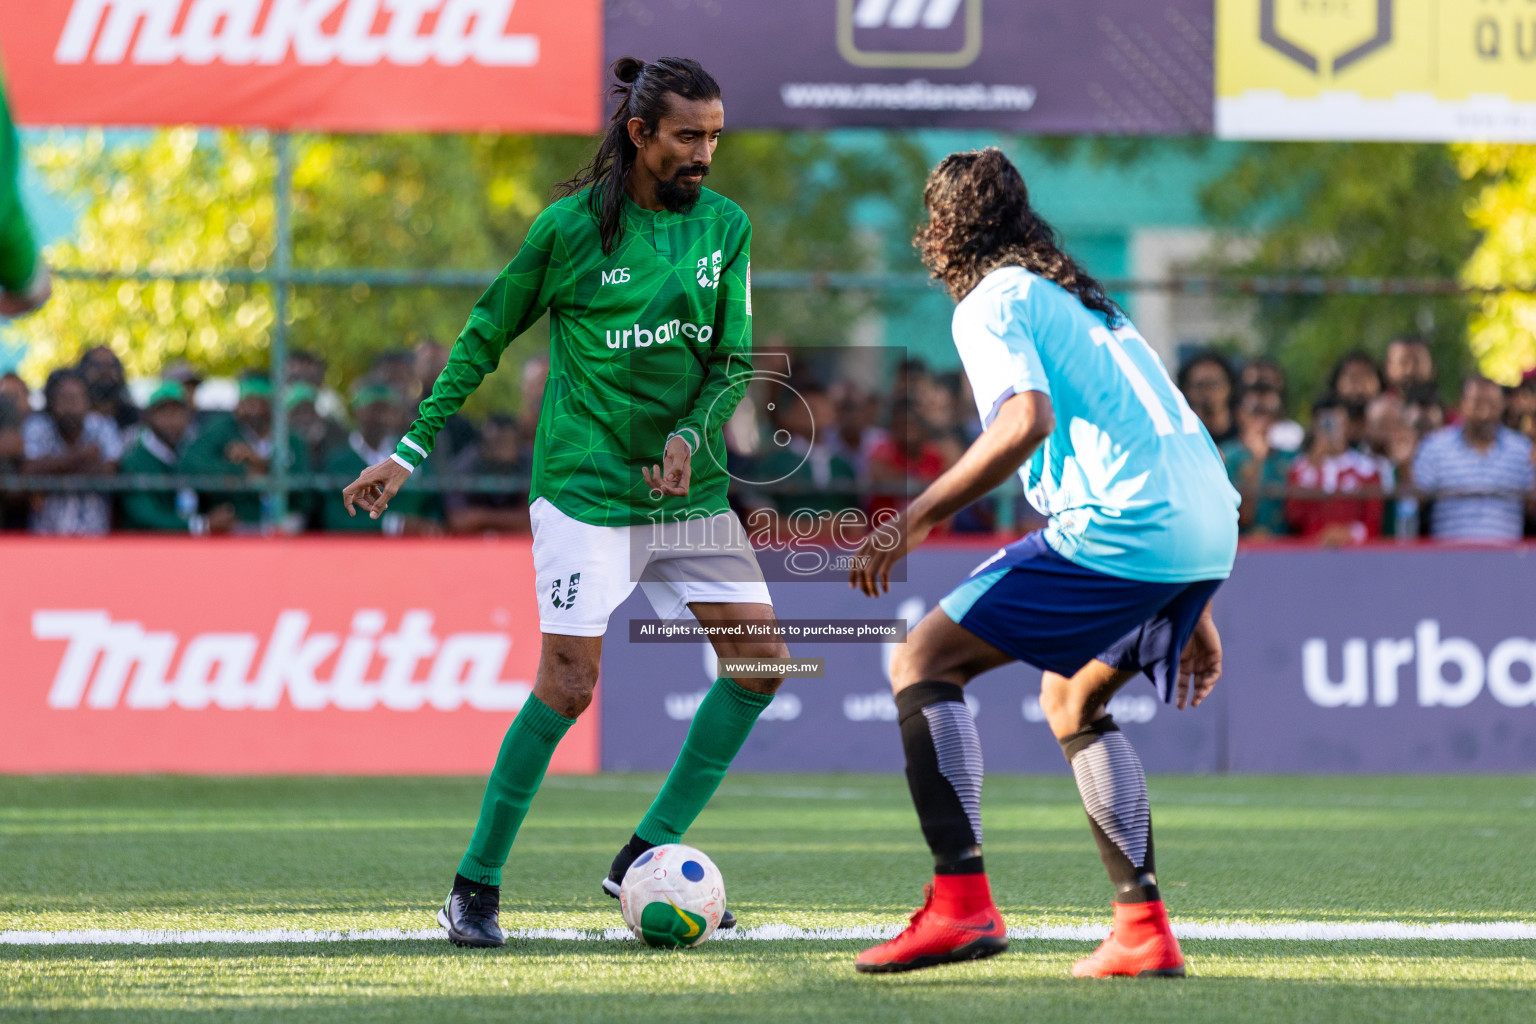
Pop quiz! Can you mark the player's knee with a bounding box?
[887,642,916,693]
[888,641,943,694]
[734,638,788,662]
[731,675,782,697]
[538,644,599,716]
[1038,679,1083,736]
[719,639,787,695]
[542,672,595,717]
[561,684,596,717]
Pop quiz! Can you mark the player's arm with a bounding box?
[645,219,752,497]
[0,79,48,317]
[851,391,1053,596]
[344,212,557,519]
[909,390,1053,527]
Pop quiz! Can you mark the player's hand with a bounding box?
[849,511,931,597]
[343,458,411,520]
[1176,606,1223,710]
[0,265,51,318]
[643,435,692,497]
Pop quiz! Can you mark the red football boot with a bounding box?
[1071,900,1185,978]
[855,874,1008,974]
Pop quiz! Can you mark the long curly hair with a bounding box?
[915,148,1123,322]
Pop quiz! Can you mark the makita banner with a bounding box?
[602,545,1536,774]
[605,0,1215,133]
[0,538,598,773]
[0,1,602,131]
[7,539,1532,775]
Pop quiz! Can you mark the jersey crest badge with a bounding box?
[551,573,581,609]
[697,250,722,289]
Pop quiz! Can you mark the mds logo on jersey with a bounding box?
[696,250,722,289]
[602,268,630,285]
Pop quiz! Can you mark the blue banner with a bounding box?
[601,544,1536,774]
[606,1,1214,133]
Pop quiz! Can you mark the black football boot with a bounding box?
[437,875,506,947]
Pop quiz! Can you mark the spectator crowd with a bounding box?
[1,335,1533,543]
[0,342,538,538]
[1187,338,1536,544]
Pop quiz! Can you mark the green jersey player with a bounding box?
[342,57,789,948]
[0,70,50,317]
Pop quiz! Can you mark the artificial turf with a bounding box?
[2,774,1533,1022]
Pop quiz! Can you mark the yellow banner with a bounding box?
[1217,1,1536,141]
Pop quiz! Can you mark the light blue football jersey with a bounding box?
[951,266,1239,583]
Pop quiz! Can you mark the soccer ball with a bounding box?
[619,844,727,948]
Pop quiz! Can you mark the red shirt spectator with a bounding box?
[868,400,952,536]
[1285,400,1383,543]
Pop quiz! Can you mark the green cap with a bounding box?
[285,382,318,409]
[351,383,401,411]
[238,377,273,401]
[145,381,188,409]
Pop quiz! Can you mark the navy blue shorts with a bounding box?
[938,532,1224,703]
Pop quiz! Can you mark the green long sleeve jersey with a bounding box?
[0,73,39,293]
[395,187,753,526]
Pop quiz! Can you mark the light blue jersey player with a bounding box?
[851,149,1236,980]
[948,265,1238,586]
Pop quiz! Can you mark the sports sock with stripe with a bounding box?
[457,693,575,886]
[1059,715,1160,904]
[634,677,774,845]
[895,681,985,876]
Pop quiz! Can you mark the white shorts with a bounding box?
[530,496,774,637]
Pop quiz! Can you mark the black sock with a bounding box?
[1059,716,1159,904]
[452,872,498,898]
[896,681,985,875]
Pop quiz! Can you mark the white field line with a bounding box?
[5,921,1535,946]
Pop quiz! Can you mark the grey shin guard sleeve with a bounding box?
[1060,716,1158,902]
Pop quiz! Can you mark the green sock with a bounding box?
[457,694,575,886]
[635,677,775,845]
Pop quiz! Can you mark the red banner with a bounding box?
[0,1,601,132]
[0,537,598,774]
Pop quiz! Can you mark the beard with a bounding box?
[655,164,709,213]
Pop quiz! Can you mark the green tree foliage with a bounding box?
[1199,143,1481,406]
[706,130,931,346]
[1454,144,1536,385]
[285,132,529,416]
[12,127,928,413]
[15,128,277,381]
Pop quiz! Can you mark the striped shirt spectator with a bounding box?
[1412,376,1534,542]
[1414,427,1532,540]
